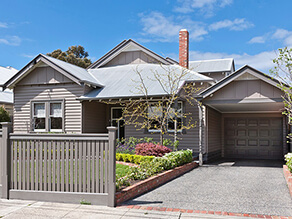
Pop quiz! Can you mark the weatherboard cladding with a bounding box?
[207,107,222,153]
[124,101,203,152]
[13,67,84,133]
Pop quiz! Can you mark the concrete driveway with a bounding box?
[124,159,292,216]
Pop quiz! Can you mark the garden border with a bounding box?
[283,165,292,197]
[115,161,198,205]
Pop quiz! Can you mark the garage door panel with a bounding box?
[248,139,257,146]
[224,117,283,160]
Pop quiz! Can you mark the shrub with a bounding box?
[116,137,155,154]
[0,106,10,128]
[285,153,292,172]
[116,153,154,165]
[135,143,172,157]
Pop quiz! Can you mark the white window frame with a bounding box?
[31,100,64,133]
[32,102,46,132]
[148,101,183,133]
[49,102,63,132]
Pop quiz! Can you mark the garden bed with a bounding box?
[116,161,198,205]
[283,165,292,197]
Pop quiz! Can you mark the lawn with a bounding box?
[116,163,130,179]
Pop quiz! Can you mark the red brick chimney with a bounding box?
[179,29,189,69]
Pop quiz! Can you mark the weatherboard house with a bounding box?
[4,29,288,161]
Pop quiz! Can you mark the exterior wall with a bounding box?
[206,107,222,160]
[205,79,282,101]
[124,101,201,152]
[13,66,84,133]
[104,51,161,67]
[82,101,108,133]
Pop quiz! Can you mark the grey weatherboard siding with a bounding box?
[13,66,84,133]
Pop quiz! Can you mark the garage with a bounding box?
[224,117,283,159]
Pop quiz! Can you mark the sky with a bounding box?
[0,0,291,73]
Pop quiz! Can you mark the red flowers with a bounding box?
[135,143,172,157]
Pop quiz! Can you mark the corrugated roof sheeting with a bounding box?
[80,63,213,99]
[0,89,13,103]
[0,66,18,85]
[42,54,104,87]
[189,58,234,73]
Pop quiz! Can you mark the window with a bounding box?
[50,103,63,131]
[33,103,46,131]
[111,107,125,140]
[32,101,63,132]
[148,102,183,132]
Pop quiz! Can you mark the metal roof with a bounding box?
[80,64,214,100]
[42,54,103,87]
[0,89,13,104]
[189,58,234,73]
[0,66,18,85]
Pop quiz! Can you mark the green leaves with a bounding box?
[47,45,92,68]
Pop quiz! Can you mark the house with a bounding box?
[4,29,288,161]
[0,66,18,115]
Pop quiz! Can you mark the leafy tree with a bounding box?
[47,45,92,68]
[270,47,292,140]
[0,106,10,127]
[106,65,202,146]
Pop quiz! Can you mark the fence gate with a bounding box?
[0,123,117,207]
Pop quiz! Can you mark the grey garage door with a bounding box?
[224,117,283,159]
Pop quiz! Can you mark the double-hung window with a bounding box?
[148,101,183,132]
[32,101,63,132]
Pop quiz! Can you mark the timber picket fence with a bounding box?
[0,123,117,206]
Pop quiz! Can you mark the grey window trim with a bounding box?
[30,99,65,133]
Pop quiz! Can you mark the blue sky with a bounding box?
[0,0,291,72]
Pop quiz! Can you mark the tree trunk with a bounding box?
[160,133,164,146]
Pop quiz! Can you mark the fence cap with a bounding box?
[0,122,12,126]
[107,126,118,131]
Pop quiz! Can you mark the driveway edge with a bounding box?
[283,165,292,197]
[116,161,199,205]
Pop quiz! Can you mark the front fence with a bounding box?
[1,123,117,206]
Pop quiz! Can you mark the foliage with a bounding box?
[116,149,193,190]
[47,45,92,68]
[116,153,154,164]
[270,47,292,141]
[163,139,179,151]
[135,142,172,157]
[0,106,10,127]
[80,199,91,205]
[285,153,292,172]
[116,137,154,154]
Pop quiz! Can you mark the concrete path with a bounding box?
[124,159,292,217]
[0,199,249,219]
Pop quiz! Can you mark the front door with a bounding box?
[111,107,125,140]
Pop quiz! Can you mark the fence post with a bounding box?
[1,122,12,199]
[107,126,117,207]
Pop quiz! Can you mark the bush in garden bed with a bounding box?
[116,153,154,164]
[116,137,155,154]
[285,153,292,172]
[116,149,193,190]
[135,143,172,157]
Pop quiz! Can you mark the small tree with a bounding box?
[47,45,92,68]
[0,106,10,128]
[270,47,292,140]
[113,65,202,145]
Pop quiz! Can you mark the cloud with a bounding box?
[21,54,35,59]
[189,50,277,72]
[209,18,254,31]
[248,36,266,44]
[174,0,233,17]
[139,12,208,42]
[0,22,8,28]
[0,36,22,46]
